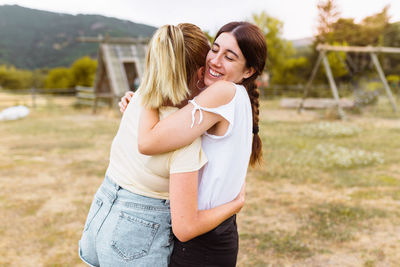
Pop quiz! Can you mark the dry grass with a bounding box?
[1,92,400,266]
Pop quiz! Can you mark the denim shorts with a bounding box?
[79,175,173,267]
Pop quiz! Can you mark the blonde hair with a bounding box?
[140,25,188,108]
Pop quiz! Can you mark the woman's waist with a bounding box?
[106,165,170,199]
[198,172,246,207]
[101,173,170,211]
[175,215,237,246]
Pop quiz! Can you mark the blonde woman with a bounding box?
[79,24,244,267]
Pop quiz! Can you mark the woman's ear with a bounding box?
[196,67,206,89]
[197,66,205,81]
[243,67,256,79]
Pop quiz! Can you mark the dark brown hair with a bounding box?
[215,22,267,166]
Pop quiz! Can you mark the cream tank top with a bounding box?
[106,92,207,200]
[190,83,253,210]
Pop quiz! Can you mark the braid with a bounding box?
[244,78,263,166]
[216,21,266,167]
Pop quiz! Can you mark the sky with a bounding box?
[0,0,399,40]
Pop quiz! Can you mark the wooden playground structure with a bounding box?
[298,44,400,119]
[76,35,149,113]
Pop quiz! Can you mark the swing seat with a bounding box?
[280,98,354,109]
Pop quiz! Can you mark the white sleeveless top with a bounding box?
[190,83,253,210]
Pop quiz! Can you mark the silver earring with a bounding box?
[196,80,205,91]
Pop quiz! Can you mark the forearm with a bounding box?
[138,105,195,155]
[139,104,216,155]
[170,172,243,242]
[138,83,234,155]
[175,200,241,242]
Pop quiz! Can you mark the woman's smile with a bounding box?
[208,68,222,78]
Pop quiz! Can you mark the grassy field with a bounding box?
[0,92,399,266]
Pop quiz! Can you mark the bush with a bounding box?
[387,75,400,94]
[44,67,73,89]
[0,65,33,89]
[44,57,97,89]
[70,56,97,87]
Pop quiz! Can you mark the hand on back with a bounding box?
[118,91,134,113]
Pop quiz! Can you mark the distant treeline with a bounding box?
[0,57,97,90]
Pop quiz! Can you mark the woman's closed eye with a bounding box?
[225,55,234,61]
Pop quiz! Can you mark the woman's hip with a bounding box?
[79,175,173,266]
[169,215,238,267]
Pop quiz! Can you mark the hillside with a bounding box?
[0,5,156,69]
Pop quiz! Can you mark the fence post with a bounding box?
[31,87,36,109]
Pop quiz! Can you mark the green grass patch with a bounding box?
[299,122,362,138]
[290,144,384,169]
[304,203,387,242]
[361,97,400,119]
[351,188,400,200]
[241,231,313,259]
[331,172,400,188]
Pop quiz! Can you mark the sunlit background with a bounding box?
[0,0,400,266]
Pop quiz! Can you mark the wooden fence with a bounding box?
[0,87,115,112]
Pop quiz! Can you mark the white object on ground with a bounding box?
[0,105,30,121]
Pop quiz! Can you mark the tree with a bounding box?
[278,57,310,85]
[0,65,32,89]
[383,22,400,75]
[384,21,400,47]
[330,18,361,45]
[313,1,350,83]
[251,11,298,84]
[331,7,391,78]
[316,0,340,44]
[44,67,73,89]
[70,56,97,87]
[31,69,48,89]
[324,42,348,78]
[358,6,390,46]
[203,31,214,45]
[44,56,97,89]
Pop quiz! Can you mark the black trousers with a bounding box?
[169,215,238,267]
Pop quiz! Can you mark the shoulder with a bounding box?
[195,81,236,108]
[204,81,236,99]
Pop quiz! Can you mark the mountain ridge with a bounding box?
[0,5,157,69]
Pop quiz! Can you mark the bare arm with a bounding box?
[169,171,245,242]
[138,81,236,155]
